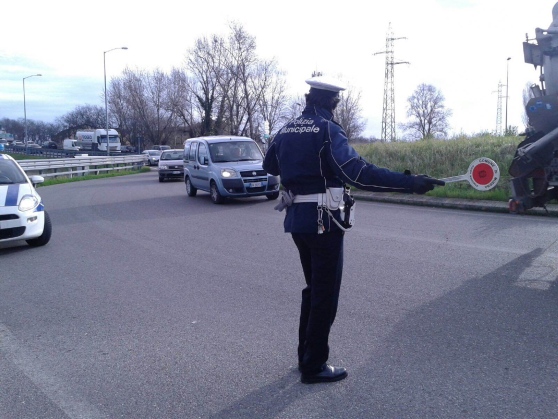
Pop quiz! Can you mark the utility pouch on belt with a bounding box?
[325,187,344,210]
[281,187,355,232]
[325,187,356,232]
[342,190,355,228]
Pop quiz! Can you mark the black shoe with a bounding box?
[301,364,348,384]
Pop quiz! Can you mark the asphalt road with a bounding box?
[1,171,557,419]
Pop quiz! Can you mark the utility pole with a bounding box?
[505,57,511,135]
[374,22,409,142]
[494,81,503,136]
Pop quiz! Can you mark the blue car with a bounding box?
[183,136,280,204]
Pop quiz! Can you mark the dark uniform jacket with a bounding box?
[263,104,414,234]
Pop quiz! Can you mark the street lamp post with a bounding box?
[505,57,511,135]
[104,47,128,156]
[23,74,42,151]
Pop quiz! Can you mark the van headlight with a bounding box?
[159,165,168,170]
[221,169,237,178]
[19,194,39,212]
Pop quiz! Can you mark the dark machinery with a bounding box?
[509,2,558,214]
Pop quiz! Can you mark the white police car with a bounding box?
[0,154,52,247]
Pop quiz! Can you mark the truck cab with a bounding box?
[75,129,121,152]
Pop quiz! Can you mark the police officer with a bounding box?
[263,76,444,384]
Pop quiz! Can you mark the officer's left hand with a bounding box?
[412,174,445,194]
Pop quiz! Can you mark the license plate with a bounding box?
[172,171,181,174]
[250,182,262,187]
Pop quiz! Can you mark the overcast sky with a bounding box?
[2,0,557,138]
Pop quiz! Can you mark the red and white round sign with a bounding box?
[467,157,500,191]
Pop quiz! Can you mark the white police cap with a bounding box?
[305,76,346,92]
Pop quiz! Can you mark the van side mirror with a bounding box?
[203,156,209,165]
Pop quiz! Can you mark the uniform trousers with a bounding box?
[292,229,344,374]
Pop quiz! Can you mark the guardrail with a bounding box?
[18,155,146,179]
[2,145,137,158]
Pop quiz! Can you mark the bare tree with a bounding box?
[119,69,149,143]
[284,96,306,122]
[116,68,178,146]
[401,83,452,140]
[258,69,290,135]
[147,68,177,145]
[222,23,259,137]
[168,68,200,138]
[22,25,292,147]
[187,35,226,136]
[57,104,106,131]
[335,86,367,141]
[184,22,289,142]
[108,77,133,142]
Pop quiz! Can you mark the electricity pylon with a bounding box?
[374,22,409,142]
[494,81,504,136]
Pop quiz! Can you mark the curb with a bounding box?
[351,192,558,217]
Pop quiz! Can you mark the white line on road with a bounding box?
[0,322,107,419]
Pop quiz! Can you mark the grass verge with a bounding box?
[353,134,519,201]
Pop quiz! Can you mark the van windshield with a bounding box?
[99,135,120,144]
[209,141,263,163]
[161,151,182,160]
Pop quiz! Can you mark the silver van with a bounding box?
[183,135,280,204]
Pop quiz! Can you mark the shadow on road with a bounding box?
[210,249,558,418]
[349,248,558,418]
[210,368,328,419]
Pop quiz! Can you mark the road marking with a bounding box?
[0,322,106,419]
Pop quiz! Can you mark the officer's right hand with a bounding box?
[412,174,445,194]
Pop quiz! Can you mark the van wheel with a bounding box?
[26,211,52,247]
[210,181,224,204]
[159,176,164,182]
[266,192,280,200]
[185,176,197,197]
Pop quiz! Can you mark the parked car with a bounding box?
[121,145,136,153]
[26,143,42,149]
[153,145,171,151]
[0,153,52,247]
[183,135,280,204]
[42,141,58,149]
[158,149,184,182]
[142,149,161,166]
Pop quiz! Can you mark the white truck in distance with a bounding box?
[75,129,122,152]
[63,139,81,151]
